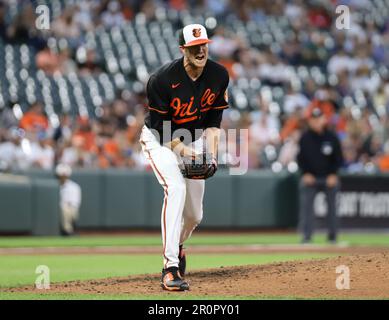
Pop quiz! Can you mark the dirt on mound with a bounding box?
[7,252,389,299]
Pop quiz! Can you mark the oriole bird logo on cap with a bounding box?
[192,28,201,38]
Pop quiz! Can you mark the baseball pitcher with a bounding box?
[139,24,229,291]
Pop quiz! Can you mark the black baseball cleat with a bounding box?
[178,245,186,278]
[161,267,189,291]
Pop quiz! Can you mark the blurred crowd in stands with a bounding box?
[0,0,389,173]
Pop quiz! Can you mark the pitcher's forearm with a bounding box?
[164,138,195,157]
[204,127,220,158]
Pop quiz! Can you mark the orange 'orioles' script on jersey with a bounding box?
[170,89,218,121]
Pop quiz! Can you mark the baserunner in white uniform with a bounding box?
[139,24,229,291]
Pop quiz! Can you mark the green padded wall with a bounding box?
[234,170,279,227]
[103,169,147,227]
[274,172,299,227]
[31,178,60,236]
[0,175,32,232]
[146,171,165,228]
[202,170,234,227]
[72,169,104,228]
[1,169,302,233]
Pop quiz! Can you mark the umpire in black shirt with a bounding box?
[297,107,343,244]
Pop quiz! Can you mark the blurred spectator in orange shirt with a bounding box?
[19,102,49,133]
[96,135,123,168]
[305,88,336,124]
[376,140,389,172]
[93,117,124,168]
[280,107,304,142]
[73,117,96,152]
[168,0,187,11]
[378,156,389,171]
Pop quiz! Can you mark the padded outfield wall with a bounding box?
[1,170,388,235]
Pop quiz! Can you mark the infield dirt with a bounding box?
[7,251,389,299]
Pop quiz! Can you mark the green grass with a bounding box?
[0,253,332,288]
[0,232,388,248]
[0,253,332,300]
[0,232,388,300]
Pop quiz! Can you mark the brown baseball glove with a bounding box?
[179,153,217,180]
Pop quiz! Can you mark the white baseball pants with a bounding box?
[140,125,205,269]
[61,204,79,234]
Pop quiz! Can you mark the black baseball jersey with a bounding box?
[297,128,344,177]
[144,57,229,144]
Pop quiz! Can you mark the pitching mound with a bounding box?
[8,252,389,299]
